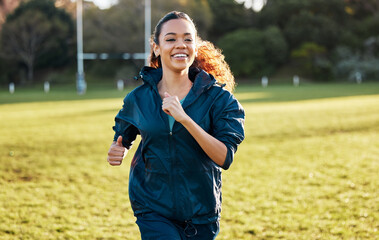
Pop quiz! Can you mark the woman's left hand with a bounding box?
[162,92,189,123]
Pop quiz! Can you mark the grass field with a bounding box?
[0,83,378,239]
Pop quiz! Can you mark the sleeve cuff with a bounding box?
[221,146,234,170]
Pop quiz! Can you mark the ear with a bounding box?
[153,42,160,57]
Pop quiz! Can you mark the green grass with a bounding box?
[0,83,378,239]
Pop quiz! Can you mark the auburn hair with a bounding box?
[149,11,235,92]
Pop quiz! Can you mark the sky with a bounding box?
[235,0,267,11]
[90,0,118,9]
[90,0,266,11]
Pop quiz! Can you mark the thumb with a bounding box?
[164,92,171,98]
[116,135,123,146]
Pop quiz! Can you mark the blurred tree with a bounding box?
[83,0,212,53]
[218,29,265,77]
[333,45,379,81]
[284,11,341,50]
[83,0,144,53]
[253,0,370,80]
[206,0,253,42]
[256,0,306,29]
[1,10,51,83]
[0,0,74,84]
[291,42,332,80]
[81,0,213,80]
[259,0,348,27]
[258,0,348,49]
[350,14,379,47]
[218,27,287,78]
[344,0,379,19]
[0,0,22,31]
[262,26,288,66]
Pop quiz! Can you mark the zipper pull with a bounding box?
[170,132,172,136]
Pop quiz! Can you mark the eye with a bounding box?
[166,38,175,42]
[185,38,193,42]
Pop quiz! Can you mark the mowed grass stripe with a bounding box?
[0,84,378,239]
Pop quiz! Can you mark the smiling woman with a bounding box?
[152,19,197,78]
[107,11,245,240]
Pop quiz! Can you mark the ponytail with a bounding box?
[192,38,235,92]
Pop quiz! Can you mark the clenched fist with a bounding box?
[107,136,126,166]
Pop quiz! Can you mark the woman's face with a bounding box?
[154,19,197,73]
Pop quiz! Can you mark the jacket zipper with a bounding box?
[155,86,177,218]
[150,80,182,219]
[169,129,178,218]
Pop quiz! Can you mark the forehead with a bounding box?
[160,19,196,36]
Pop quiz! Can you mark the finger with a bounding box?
[108,150,124,157]
[108,152,125,158]
[107,156,123,162]
[109,145,125,152]
[163,109,172,116]
[162,104,172,116]
[162,97,171,104]
[108,155,124,161]
[108,160,122,166]
[116,136,123,146]
[164,92,171,98]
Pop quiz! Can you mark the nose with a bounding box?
[175,39,186,48]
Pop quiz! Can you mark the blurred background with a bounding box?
[1,0,379,89]
[1,1,378,239]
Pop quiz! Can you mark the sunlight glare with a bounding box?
[235,0,266,12]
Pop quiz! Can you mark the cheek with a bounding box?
[162,45,173,55]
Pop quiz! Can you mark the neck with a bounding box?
[158,68,192,99]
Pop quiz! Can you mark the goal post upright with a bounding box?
[145,0,151,67]
[76,0,151,94]
[76,0,86,94]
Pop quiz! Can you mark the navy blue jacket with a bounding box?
[113,67,245,224]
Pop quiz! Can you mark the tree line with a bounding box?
[0,0,378,85]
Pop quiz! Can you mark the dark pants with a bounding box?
[136,212,219,240]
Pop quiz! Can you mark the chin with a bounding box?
[171,63,191,72]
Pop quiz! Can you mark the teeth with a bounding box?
[173,54,187,58]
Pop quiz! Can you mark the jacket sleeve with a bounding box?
[211,91,245,170]
[112,92,139,149]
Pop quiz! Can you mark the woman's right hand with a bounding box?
[107,136,126,166]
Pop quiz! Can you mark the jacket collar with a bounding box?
[138,67,216,108]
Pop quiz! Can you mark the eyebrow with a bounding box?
[164,32,192,36]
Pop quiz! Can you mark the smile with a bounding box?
[172,53,188,58]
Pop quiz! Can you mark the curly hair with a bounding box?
[149,11,235,92]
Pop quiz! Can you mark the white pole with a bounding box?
[261,76,268,88]
[76,0,86,94]
[9,82,15,94]
[144,0,151,66]
[293,75,300,87]
[355,71,362,84]
[117,79,124,91]
[44,81,50,93]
